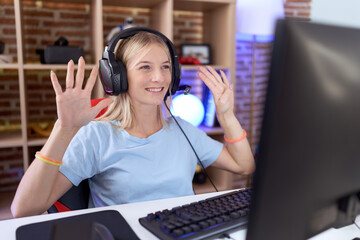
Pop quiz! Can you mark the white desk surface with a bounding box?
[0,189,359,240]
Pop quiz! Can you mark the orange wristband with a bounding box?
[35,152,63,166]
[224,130,247,143]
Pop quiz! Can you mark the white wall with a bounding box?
[236,0,284,35]
[311,0,360,29]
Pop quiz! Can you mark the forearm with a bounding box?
[217,111,255,175]
[11,121,79,217]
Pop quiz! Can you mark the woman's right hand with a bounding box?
[50,57,113,128]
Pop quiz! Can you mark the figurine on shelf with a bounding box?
[0,41,13,64]
[106,17,136,42]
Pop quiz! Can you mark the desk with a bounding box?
[1,190,359,240]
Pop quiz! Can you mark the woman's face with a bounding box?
[126,43,171,108]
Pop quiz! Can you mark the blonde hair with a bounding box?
[95,32,172,129]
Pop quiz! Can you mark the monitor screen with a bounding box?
[246,19,360,240]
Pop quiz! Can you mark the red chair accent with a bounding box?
[53,201,71,212]
[91,98,108,118]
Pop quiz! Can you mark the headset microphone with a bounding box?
[178,85,192,95]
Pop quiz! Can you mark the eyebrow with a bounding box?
[135,60,170,66]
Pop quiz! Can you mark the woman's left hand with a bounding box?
[198,66,234,115]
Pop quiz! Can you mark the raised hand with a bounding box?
[197,66,234,116]
[50,57,112,128]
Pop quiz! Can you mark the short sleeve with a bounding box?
[59,123,100,186]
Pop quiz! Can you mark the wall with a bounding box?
[311,0,360,29]
[231,0,312,188]
[0,0,203,191]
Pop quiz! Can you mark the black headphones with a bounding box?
[99,27,181,99]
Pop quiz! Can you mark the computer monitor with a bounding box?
[246,19,360,240]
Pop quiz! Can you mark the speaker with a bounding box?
[99,27,181,99]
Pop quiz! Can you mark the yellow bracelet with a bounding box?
[35,152,63,167]
[224,129,247,143]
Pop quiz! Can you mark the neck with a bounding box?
[126,105,163,138]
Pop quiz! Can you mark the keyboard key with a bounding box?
[189,224,200,232]
[198,221,209,229]
[172,229,184,238]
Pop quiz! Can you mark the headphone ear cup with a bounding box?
[111,60,128,95]
[171,58,181,95]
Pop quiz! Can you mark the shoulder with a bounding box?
[76,120,121,138]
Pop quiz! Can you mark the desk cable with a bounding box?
[221,233,237,240]
[164,100,218,192]
[354,219,360,230]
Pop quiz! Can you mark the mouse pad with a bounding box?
[16,210,140,240]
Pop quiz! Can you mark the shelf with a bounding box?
[0,64,19,69]
[28,138,48,147]
[18,126,222,146]
[193,167,234,194]
[181,65,228,70]
[174,0,236,12]
[193,174,231,194]
[0,131,23,148]
[23,64,95,70]
[200,126,223,135]
[104,0,165,8]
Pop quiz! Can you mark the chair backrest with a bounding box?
[47,179,90,213]
[47,99,108,213]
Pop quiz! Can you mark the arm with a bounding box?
[11,57,112,218]
[198,66,255,175]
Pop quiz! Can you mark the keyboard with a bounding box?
[139,188,252,240]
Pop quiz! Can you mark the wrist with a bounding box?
[53,119,80,134]
[217,111,237,126]
[40,120,80,158]
[49,120,80,144]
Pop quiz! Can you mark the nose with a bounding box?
[151,68,167,83]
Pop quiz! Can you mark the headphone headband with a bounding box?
[99,27,181,98]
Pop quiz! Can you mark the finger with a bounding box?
[198,66,217,84]
[198,71,221,96]
[207,66,223,83]
[220,70,231,88]
[199,66,225,94]
[66,60,75,89]
[84,65,99,93]
[75,57,85,89]
[50,71,63,96]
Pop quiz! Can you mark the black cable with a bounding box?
[164,100,218,192]
[354,218,360,231]
[221,233,236,240]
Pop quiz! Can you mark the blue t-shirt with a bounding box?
[59,117,223,207]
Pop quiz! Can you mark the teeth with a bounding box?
[147,88,162,92]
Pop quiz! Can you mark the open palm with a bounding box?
[50,57,112,128]
[198,66,234,115]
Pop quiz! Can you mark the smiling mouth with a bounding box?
[146,87,164,93]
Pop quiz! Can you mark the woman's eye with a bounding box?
[140,65,150,70]
[162,65,170,70]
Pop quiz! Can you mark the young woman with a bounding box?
[11,31,255,218]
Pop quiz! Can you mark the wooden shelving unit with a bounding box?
[0,0,237,193]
